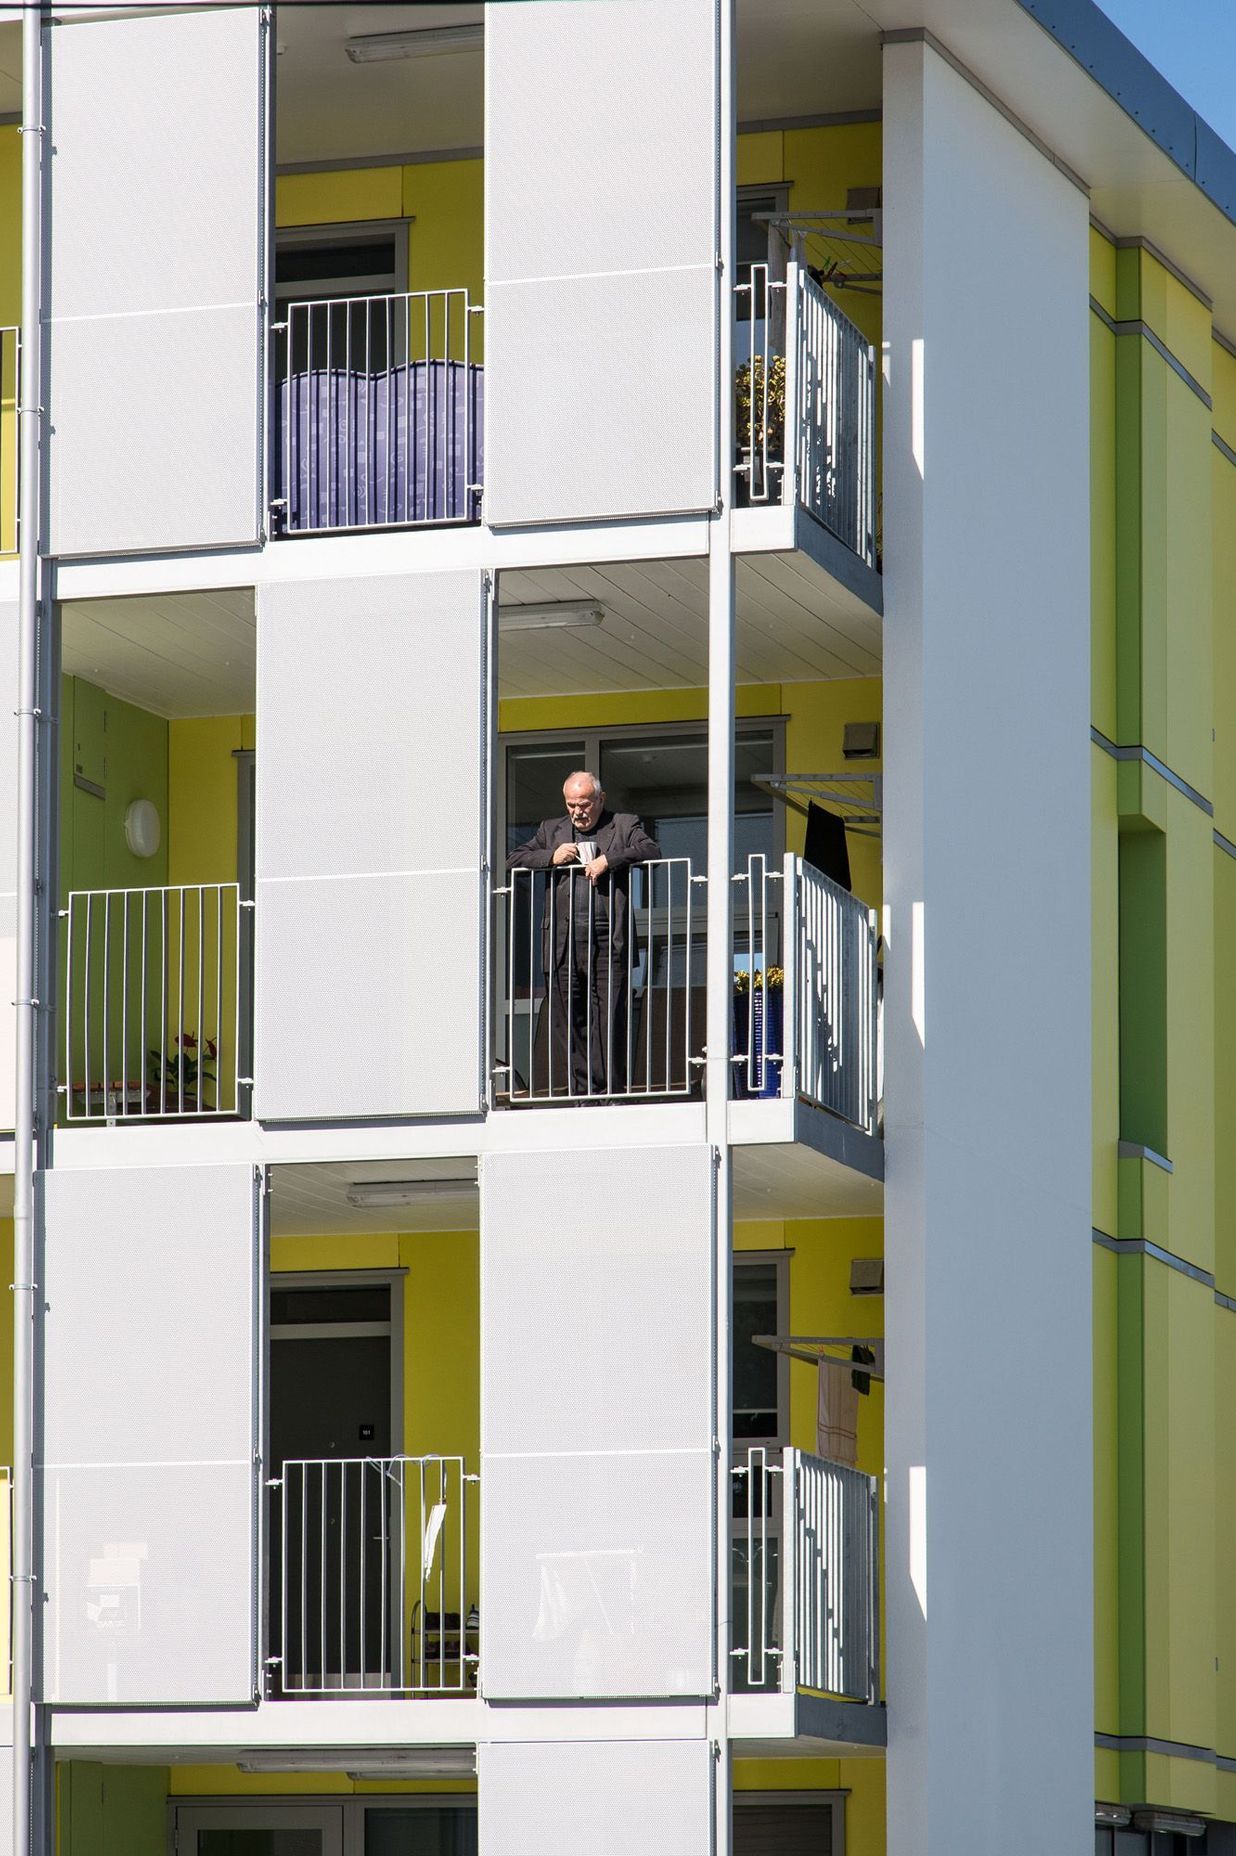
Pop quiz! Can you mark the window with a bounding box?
[733,1256,787,1443]
[275,221,408,307]
[733,1793,843,1856]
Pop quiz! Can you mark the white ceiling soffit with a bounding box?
[60,588,256,720]
[276,3,483,167]
[497,556,880,702]
[271,1158,479,1238]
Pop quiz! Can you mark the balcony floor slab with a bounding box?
[731,1097,882,1219]
[729,1690,886,1756]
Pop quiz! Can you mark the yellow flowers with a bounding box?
[733,966,784,994]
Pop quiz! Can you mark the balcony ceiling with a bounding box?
[61,588,257,720]
[271,1158,478,1236]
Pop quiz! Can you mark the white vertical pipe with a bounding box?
[707,0,735,1836]
[13,8,43,1851]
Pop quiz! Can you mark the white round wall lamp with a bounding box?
[124,798,162,859]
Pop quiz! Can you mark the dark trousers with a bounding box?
[545,930,631,1097]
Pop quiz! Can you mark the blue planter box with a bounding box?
[732,988,784,1098]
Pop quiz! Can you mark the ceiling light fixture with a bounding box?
[346,1178,475,1210]
[345,24,483,64]
[239,1747,475,1778]
[498,600,605,633]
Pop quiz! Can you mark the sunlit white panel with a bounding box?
[480,1145,715,1697]
[0,603,15,1129]
[42,1164,260,1705]
[484,0,718,525]
[479,1740,714,1856]
[44,8,267,555]
[255,571,487,1121]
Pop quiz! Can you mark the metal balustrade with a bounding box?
[60,884,246,1122]
[732,1444,879,1704]
[734,853,880,1134]
[1,326,19,555]
[273,288,483,534]
[734,263,877,566]
[270,1455,477,1697]
[495,858,705,1104]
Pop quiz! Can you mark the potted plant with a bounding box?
[146,1032,217,1114]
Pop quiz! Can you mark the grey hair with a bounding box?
[563,770,603,796]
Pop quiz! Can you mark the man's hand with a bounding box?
[585,854,609,884]
[552,842,580,866]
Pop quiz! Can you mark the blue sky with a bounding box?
[1096,0,1236,150]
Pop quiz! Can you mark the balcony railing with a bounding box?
[269,1455,478,1698]
[272,288,483,535]
[495,858,706,1104]
[735,264,877,567]
[1,326,19,555]
[60,883,247,1122]
[733,853,880,1135]
[733,1444,879,1703]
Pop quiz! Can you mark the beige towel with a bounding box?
[816,1357,859,1465]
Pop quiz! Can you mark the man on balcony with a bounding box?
[507,771,660,1098]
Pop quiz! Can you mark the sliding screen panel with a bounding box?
[255,571,488,1121]
[484,0,719,525]
[0,603,15,1129]
[480,1144,715,1698]
[41,1164,261,1705]
[44,7,268,556]
[479,1741,714,1856]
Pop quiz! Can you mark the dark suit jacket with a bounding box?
[506,810,662,967]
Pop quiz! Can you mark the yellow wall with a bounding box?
[167,715,254,888]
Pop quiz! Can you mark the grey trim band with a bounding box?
[1217,1290,1236,1316]
[1214,430,1236,469]
[881,28,1089,196]
[1090,727,1214,816]
[1088,298,1212,408]
[277,146,483,177]
[1215,828,1236,860]
[739,108,882,134]
[1113,234,1212,313]
[1092,1230,1215,1290]
[1095,1732,1222,1767]
[1216,326,1236,362]
[1117,1140,1173,1174]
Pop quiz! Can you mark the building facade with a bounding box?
[0,0,1230,1853]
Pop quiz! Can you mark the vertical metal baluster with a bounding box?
[195,887,203,1113]
[378,1460,388,1688]
[100,893,110,1113]
[661,864,671,1092]
[626,867,635,1093]
[175,887,184,1114]
[416,1459,426,1690]
[318,1463,328,1688]
[64,894,74,1119]
[396,1460,407,1692]
[605,880,614,1097]
[338,1457,347,1688]
[683,864,692,1095]
[358,1460,367,1689]
[120,892,130,1116]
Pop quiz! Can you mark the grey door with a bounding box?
[268,1281,394,1692]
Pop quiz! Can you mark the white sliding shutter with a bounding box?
[44,7,268,556]
[479,1742,714,1856]
[480,1144,715,1699]
[0,603,15,1129]
[42,1164,262,1706]
[484,0,719,525]
[255,571,488,1122]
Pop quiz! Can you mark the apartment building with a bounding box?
[0,0,1232,1852]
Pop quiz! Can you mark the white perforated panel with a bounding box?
[0,604,15,1130]
[479,1740,714,1856]
[484,0,718,526]
[255,572,487,1120]
[42,1165,260,1705]
[45,8,266,555]
[480,1146,715,1698]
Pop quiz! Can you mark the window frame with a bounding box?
[170,1794,479,1856]
[733,1787,846,1856]
[274,218,411,306]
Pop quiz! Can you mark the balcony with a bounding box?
[59,882,250,1123]
[734,258,880,608]
[492,853,879,1126]
[267,1454,478,1701]
[731,1444,883,1749]
[271,288,484,537]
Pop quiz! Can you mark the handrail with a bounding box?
[495,857,705,1104]
[273,286,483,534]
[60,883,245,1122]
[270,1454,477,1697]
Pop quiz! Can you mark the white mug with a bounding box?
[576,838,597,865]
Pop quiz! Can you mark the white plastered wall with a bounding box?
[881,39,1093,1856]
[479,1740,714,1856]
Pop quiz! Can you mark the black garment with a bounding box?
[507,809,661,1096]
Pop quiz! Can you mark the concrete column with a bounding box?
[881,37,1093,1856]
